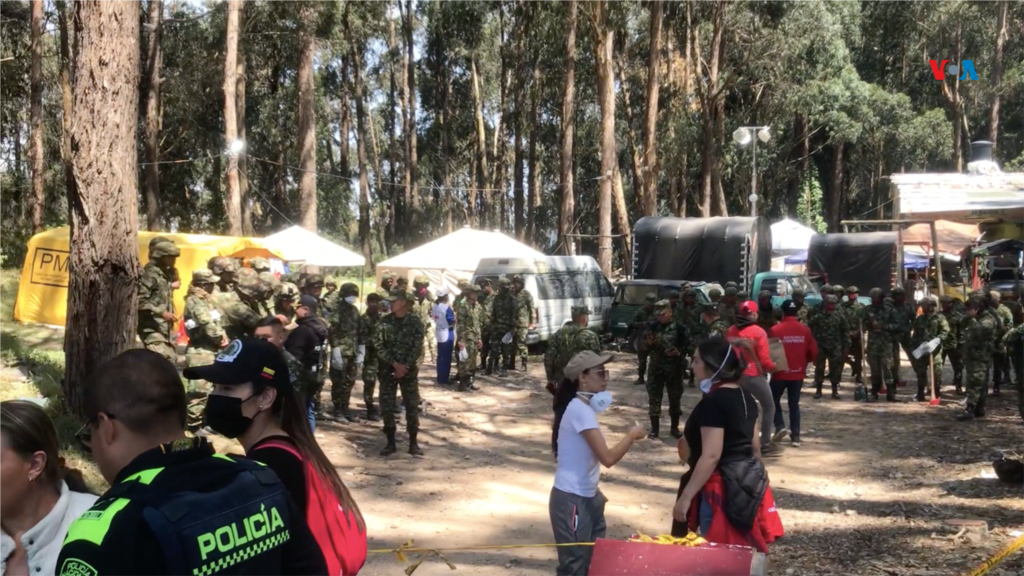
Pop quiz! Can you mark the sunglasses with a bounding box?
[586,368,610,379]
[74,413,115,454]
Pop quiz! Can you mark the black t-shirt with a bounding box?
[683,386,758,467]
[250,435,308,512]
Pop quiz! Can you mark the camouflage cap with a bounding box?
[150,241,180,259]
[276,282,299,301]
[249,257,271,272]
[757,290,771,299]
[192,268,219,284]
[511,274,525,284]
[236,273,263,298]
[388,287,414,301]
[966,294,986,309]
[833,285,845,295]
[820,284,833,294]
[571,305,591,316]
[457,279,471,290]
[724,287,738,297]
[645,292,657,303]
[737,291,750,301]
[380,270,397,281]
[869,287,884,298]
[668,290,680,299]
[653,299,672,313]
[325,276,340,288]
[236,267,258,283]
[724,281,739,290]
[847,285,859,294]
[823,294,838,304]
[414,274,430,286]
[221,258,240,274]
[497,277,511,287]
[920,295,938,307]
[477,277,492,286]
[341,282,359,296]
[304,274,324,287]
[258,272,280,291]
[148,236,174,253]
[891,286,905,295]
[708,288,722,299]
[683,288,698,298]
[469,284,481,292]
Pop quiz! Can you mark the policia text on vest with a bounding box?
[56,438,328,576]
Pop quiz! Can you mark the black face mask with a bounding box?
[203,394,256,438]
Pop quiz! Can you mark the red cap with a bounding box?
[739,300,759,315]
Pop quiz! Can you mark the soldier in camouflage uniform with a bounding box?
[328,282,362,422]
[696,303,730,344]
[253,317,312,412]
[676,289,702,387]
[841,286,866,385]
[939,295,965,395]
[208,256,238,295]
[249,257,271,274]
[719,287,739,327]
[358,293,384,421]
[183,269,227,390]
[644,300,686,439]
[376,287,425,456]
[809,295,850,399]
[909,296,950,401]
[412,275,436,365]
[1001,307,1024,418]
[477,278,494,370]
[756,290,778,333]
[667,290,681,312]
[138,240,180,363]
[275,282,299,325]
[958,296,998,420]
[862,288,900,401]
[257,272,280,318]
[631,294,657,385]
[707,287,723,309]
[889,286,917,385]
[833,285,846,301]
[791,289,810,324]
[511,275,535,371]
[488,278,517,377]
[455,285,484,392]
[215,272,262,341]
[545,306,602,394]
[988,291,1013,395]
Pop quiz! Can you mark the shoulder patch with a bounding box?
[59,558,98,576]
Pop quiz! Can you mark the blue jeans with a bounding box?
[770,378,802,439]
[436,336,455,384]
[307,400,316,432]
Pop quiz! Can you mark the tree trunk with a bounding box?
[337,57,350,177]
[697,1,724,217]
[526,62,540,245]
[387,11,399,246]
[223,0,242,235]
[65,0,142,413]
[404,0,419,236]
[559,0,577,255]
[273,150,287,229]
[398,2,412,238]
[988,0,1007,152]
[297,0,317,232]
[470,54,487,227]
[491,8,509,230]
[30,0,44,233]
[613,164,632,276]
[594,1,615,277]
[142,0,162,231]
[57,0,74,219]
[351,42,372,266]
[237,53,252,235]
[826,143,844,232]
[786,113,807,218]
[442,66,453,234]
[641,0,662,217]
[512,22,526,242]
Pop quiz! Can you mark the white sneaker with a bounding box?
[772,428,789,443]
[790,438,801,447]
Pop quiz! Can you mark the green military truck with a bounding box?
[608,280,710,341]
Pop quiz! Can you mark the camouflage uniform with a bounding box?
[910,297,950,400]
[840,288,866,384]
[718,288,739,327]
[359,299,383,420]
[645,301,686,438]
[676,290,702,386]
[183,269,226,389]
[137,242,180,363]
[376,289,425,454]
[412,276,436,365]
[889,288,917,384]
[477,282,494,370]
[631,295,657,383]
[959,298,998,419]
[487,279,517,376]
[939,296,965,393]
[376,270,397,314]
[282,348,314,402]
[694,305,730,345]
[512,276,535,370]
[544,307,602,384]
[257,272,280,318]
[861,289,899,400]
[214,275,262,340]
[454,288,483,390]
[249,257,271,274]
[275,282,299,325]
[208,256,238,296]
[808,295,850,397]
[990,295,1013,394]
[792,290,811,324]
[807,285,833,324]
[329,283,362,418]
[755,290,778,333]
[1001,316,1024,417]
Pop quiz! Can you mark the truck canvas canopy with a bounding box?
[808,232,897,290]
[632,216,771,287]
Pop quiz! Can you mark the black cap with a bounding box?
[781,299,798,316]
[298,294,319,314]
[183,338,290,391]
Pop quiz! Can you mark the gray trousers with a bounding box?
[741,374,775,448]
[549,487,606,576]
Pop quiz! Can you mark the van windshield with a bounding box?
[616,285,664,305]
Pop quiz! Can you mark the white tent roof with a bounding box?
[378,227,543,271]
[770,218,818,252]
[263,226,365,267]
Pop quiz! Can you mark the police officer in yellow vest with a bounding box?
[57,348,327,576]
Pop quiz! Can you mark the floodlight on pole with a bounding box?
[757,127,771,143]
[732,127,752,146]
[228,139,245,154]
[734,125,770,217]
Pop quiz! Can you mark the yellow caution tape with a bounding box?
[628,531,707,546]
[963,532,1024,576]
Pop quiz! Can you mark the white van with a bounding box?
[472,256,614,344]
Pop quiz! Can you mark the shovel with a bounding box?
[913,337,942,407]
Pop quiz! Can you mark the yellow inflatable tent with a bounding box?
[14,226,279,327]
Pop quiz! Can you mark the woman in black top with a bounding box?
[670,337,784,551]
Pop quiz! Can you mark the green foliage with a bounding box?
[796,165,827,234]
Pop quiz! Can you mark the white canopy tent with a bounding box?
[375,227,544,294]
[263,226,365,268]
[770,218,818,254]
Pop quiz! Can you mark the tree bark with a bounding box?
[404,0,419,236]
[296,0,317,232]
[512,14,526,242]
[142,0,162,231]
[237,53,252,235]
[223,0,242,235]
[594,0,615,277]
[613,164,632,277]
[641,0,663,217]
[526,61,541,245]
[559,0,577,255]
[697,1,725,217]
[57,0,74,220]
[351,42,372,266]
[337,57,350,177]
[65,0,142,413]
[470,54,487,227]
[442,65,453,234]
[30,0,44,233]
[398,2,412,237]
[826,143,844,232]
[988,0,1007,152]
[387,10,399,246]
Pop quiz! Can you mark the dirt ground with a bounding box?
[314,353,1024,576]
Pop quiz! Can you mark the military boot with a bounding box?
[380,429,398,456]
[485,355,496,376]
[520,356,528,372]
[915,382,926,402]
[408,431,424,456]
[957,406,976,421]
[886,384,898,402]
[869,380,881,402]
[365,402,381,422]
[497,359,509,378]
[337,403,360,423]
[831,382,841,400]
[670,414,682,439]
[647,416,660,439]
[813,382,823,400]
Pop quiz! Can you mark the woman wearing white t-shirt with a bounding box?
[549,351,646,576]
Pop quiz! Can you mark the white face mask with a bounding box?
[699,345,733,394]
[345,295,357,304]
[578,391,613,413]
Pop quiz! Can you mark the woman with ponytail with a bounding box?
[1,400,97,575]
[670,336,784,553]
[549,351,646,576]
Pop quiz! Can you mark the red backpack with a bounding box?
[263,440,367,576]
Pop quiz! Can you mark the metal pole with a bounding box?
[930,221,944,296]
[751,136,758,217]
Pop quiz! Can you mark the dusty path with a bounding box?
[314,355,1024,576]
